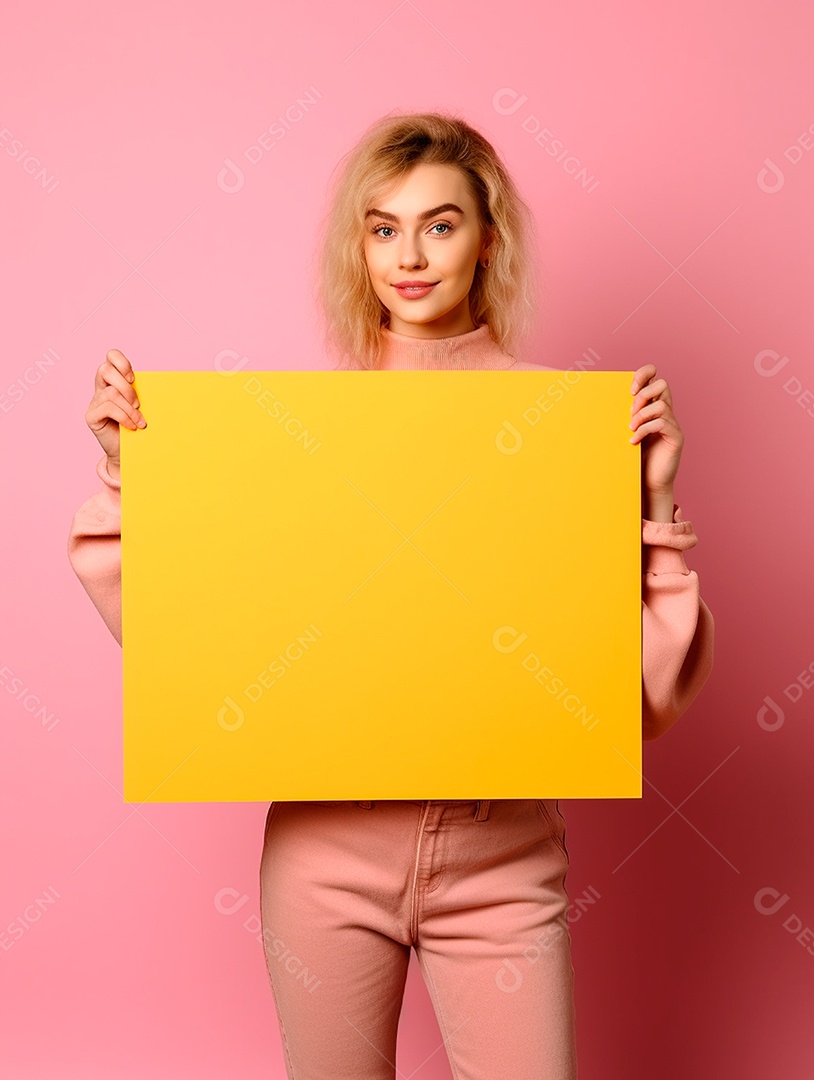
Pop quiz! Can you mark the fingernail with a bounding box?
[127,372,135,382]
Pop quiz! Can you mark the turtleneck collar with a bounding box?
[376,323,519,371]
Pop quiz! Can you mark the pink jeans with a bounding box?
[259,798,577,1079]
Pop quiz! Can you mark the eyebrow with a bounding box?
[364,202,465,223]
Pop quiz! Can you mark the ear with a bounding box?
[479,225,495,266]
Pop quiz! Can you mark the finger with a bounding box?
[630,364,657,393]
[106,347,135,382]
[96,349,136,393]
[630,400,669,429]
[634,376,667,398]
[103,384,145,425]
[629,416,682,445]
[629,417,667,443]
[88,399,144,432]
[96,358,140,408]
[88,389,144,430]
[631,377,672,412]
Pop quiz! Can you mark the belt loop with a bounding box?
[357,800,373,809]
[474,800,490,821]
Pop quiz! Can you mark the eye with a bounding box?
[370,221,455,238]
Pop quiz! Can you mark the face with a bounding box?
[363,162,491,338]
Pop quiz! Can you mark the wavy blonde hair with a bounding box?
[311,110,541,370]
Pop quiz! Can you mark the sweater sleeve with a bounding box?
[641,504,714,740]
[66,454,122,647]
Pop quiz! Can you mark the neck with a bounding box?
[376,323,518,371]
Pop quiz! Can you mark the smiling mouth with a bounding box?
[392,283,439,294]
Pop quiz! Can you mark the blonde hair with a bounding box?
[311,110,541,370]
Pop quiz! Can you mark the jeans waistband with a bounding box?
[355,800,490,820]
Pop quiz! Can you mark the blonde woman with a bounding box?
[68,111,714,1079]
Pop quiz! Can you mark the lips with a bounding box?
[392,282,439,299]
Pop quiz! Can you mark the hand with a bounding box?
[84,349,146,479]
[629,364,683,512]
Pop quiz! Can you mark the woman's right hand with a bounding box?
[84,348,146,481]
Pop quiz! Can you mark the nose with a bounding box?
[398,239,427,271]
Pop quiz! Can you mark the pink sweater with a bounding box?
[67,325,714,740]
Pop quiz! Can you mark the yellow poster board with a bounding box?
[121,369,641,802]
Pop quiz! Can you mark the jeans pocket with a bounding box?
[535,799,569,863]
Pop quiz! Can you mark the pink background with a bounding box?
[2,0,813,1075]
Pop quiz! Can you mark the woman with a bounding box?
[68,111,714,1079]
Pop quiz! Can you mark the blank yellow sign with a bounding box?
[121,370,641,802]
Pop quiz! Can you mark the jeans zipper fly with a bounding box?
[409,801,431,942]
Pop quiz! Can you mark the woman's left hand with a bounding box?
[629,364,684,500]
